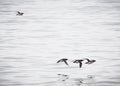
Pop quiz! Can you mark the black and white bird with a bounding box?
[73,60,84,68]
[57,58,69,65]
[84,58,96,64]
[16,11,24,16]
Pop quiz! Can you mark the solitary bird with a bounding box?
[73,60,84,68]
[84,58,96,64]
[57,58,69,65]
[16,11,24,16]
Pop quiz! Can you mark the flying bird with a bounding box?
[84,58,96,64]
[16,11,24,16]
[57,58,69,65]
[73,60,84,68]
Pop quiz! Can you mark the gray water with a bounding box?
[0,0,120,86]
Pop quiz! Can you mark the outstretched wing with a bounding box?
[73,60,78,63]
[85,61,90,64]
[57,59,62,63]
[64,60,68,65]
[73,60,76,63]
[17,11,21,14]
[86,59,90,62]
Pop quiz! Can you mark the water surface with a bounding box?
[0,0,120,86]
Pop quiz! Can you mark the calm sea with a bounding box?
[0,0,120,86]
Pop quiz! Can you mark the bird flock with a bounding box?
[16,11,96,69]
[57,58,96,68]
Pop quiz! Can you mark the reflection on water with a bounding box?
[43,74,95,86]
[0,0,120,86]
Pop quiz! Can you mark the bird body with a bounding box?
[85,58,96,64]
[73,60,83,68]
[16,11,24,16]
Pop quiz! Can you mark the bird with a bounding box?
[84,58,96,64]
[57,58,69,65]
[16,11,24,16]
[73,60,84,68]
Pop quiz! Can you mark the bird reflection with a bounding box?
[87,75,94,79]
[56,74,95,86]
[74,78,83,86]
[83,75,95,86]
[57,74,69,81]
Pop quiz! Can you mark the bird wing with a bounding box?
[73,60,78,63]
[79,62,82,68]
[85,59,90,62]
[73,60,76,63]
[64,60,68,65]
[57,59,62,63]
[17,11,21,14]
[85,62,90,64]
